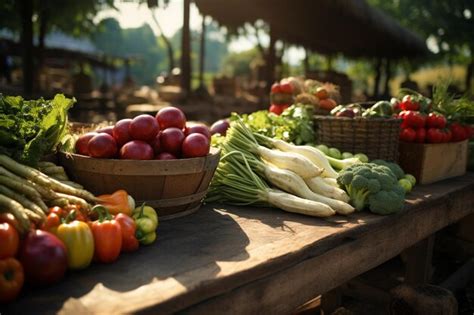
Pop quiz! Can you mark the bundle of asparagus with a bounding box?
[0,154,97,234]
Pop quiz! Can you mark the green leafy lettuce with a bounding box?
[230,104,315,145]
[0,94,75,165]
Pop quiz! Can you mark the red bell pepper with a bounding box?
[115,213,139,253]
[90,205,122,263]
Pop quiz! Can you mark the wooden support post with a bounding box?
[20,0,34,97]
[266,24,276,91]
[198,15,206,89]
[181,0,191,94]
[321,287,342,314]
[403,235,435,286]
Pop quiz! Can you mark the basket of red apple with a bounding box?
[58,107,220,220]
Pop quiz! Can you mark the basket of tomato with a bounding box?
[59,107,220,220]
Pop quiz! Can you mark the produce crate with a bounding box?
[398,140,468,185]
[314,116,402,161]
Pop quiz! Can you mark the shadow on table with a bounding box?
[3,207,251,314]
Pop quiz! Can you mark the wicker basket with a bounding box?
[314,116,402,162]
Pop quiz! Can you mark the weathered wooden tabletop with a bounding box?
[3,174,474,315]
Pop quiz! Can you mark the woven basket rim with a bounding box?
[314,115,402,122]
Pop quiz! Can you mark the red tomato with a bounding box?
[426,113,447,128]
[0,222,19,259]
[269,104,289,115]
[49,206,65,218]
[415,128,426,143]
[155,107,186,130]
[75,132,98,156]
[182,133,210,158]
[465,125,474,139]
[399,128,416,142]
[88,133,118,158]
[184,124,211,139]
[129,114,160,141]
[443,128,452,142]
[399,111,425,129]
[279,82,293,94]
[160,127,185,156]
[270,83,282,94]
[0,213,20,231]
[450,123,468,142]
[19,230,67,285]
[400,95,420,111]
[113,119,133,147]
[120,141,154,160]
[426,128,444,143]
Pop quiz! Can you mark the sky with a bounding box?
[95,0,305,65]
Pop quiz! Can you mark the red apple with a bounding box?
[88,133,118,158]
[155,152,177,160]
[155,107,186,130]
[185,124,211,139]
[160,127,185,156]
[129,114,159,141]
[120,141,154,160]
[210,119,230,136]
[75,132,98,156]
[182,133,210,158]
[149,133,162,155]
[96,126,114,136]
[113,119,133,147]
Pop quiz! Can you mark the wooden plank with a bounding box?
[181,179,474,315]
[3,174,474,315]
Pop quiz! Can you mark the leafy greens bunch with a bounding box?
[0,94,75,165]
[230,104,315,145]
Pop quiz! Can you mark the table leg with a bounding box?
[403,235,435,285]
[321,287,342,314]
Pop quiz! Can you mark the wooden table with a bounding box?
[3,174,474,315]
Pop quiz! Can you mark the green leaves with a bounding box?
[0,94,75,166]
[230,104,315,145]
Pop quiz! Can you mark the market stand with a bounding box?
[3,173,473,315]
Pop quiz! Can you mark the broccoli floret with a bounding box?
[368,184,406,215]
[337,163,406,214]
[371,159,405,180]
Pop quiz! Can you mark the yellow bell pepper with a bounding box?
[55,211,94,270]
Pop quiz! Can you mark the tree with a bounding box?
[369,0,474,93]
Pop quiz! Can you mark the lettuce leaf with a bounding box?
[0,94,75,165]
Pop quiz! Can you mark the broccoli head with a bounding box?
[371,159,405,180]
[337,163,406,214]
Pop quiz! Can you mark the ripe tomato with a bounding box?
[318,98,337,110]
[269,104,289,115]
[426,113,447,128]
[279,82,293,94]
[270,83,281,94]
[400,95,420,111]
[315,87,329,100]
[415,128,426,143]
[399,128,416,142]
[0,222,19,259]
[450,123,468,142]
[426,128,444,143]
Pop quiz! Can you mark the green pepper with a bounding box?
[132,204,158,227]
[132,203,158,245]
[139,232,156,245]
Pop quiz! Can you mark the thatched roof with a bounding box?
[195,0,428,58]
